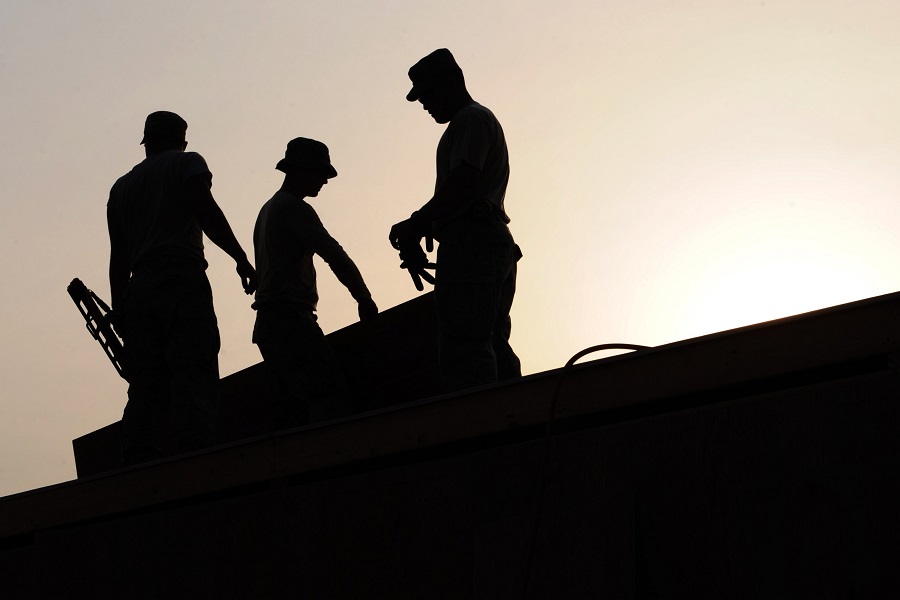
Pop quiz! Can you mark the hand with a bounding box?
[236,258,258,295]
[358,297,379,322]
[398,240,436,291]
[389,214,426,250]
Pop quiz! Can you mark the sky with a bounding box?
[2,0,900,496]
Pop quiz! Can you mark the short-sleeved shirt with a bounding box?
[107,150,211,273]
[252,190,370,312]
[435,101,511,225]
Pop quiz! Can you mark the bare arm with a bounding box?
[185,176,258,294]
[296,205,378,321]
[309,228,378,321]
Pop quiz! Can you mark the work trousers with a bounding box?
[121,267,220,463]
[253,304,352,430]
[435,217,522,392]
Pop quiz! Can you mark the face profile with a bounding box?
[294,167,332,198]
[405,48,467,125]
[416,83,454,124]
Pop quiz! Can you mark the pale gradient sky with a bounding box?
[2,0,899,496]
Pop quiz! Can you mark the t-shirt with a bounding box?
[252,190,370,312]
[435,101,511,224]
[107,150,211,273]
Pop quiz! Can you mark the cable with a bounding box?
[521,343,650,599]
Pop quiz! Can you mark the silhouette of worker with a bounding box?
[252,137,378,429]
[389,49,522,391]
[107,111,257,464]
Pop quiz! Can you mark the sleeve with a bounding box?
[180,152,213,187]
[446,108,493,172]
[292,203,372,302]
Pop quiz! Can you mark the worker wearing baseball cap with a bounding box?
[108,111,257,463]
[390,49,522,392]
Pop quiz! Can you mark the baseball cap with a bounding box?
[140,111,187,145]
[406,48,463,102]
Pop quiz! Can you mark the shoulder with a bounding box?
[295,198,322,224]
[110,170,131,191]
[452,102,499,126]
[447,102,502,140]
[443,103,503,149]
[179,151,211,172]
[267,192,321,222]
[132,150,212,182]
[149,150,210,173]
[167,151,211,185]
[181,150,208,164]
[108,167,137,205]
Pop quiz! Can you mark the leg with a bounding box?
[164,273,220,452]
[121,280,170,464]
[493,248,522,382]
[435,229,517,392]
[254,306,352,430]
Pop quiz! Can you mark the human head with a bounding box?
[140,111,188,151]
[276,137,337,198]
[406,49,468,123]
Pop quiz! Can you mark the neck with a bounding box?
[280,177,307,199]
[447,90,474,120]
[145,143,185,157]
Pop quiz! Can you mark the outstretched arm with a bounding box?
[185,175,258,295]
[300,211,378,322]
[319,245,378,322]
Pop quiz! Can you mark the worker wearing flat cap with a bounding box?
[252,137,378,428]
[389,49,522,392]
[107,111,257,464]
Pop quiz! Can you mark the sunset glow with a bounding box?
[3,0,900,495]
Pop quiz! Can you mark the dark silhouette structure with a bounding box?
[106,111,257,464]
[67,278,128,381]
[252,137,378,429]
[390,48,521,392]
[72,292,440,477]
[2,292,898,597]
